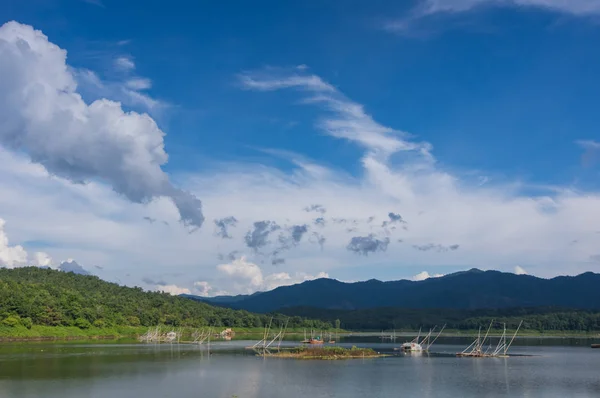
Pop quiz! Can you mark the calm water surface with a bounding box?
[0,337,599,397]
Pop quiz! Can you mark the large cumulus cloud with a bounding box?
[0,21,204,229]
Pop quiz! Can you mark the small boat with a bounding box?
[301,329,324,344]
[591,344,600,349]
[300,337,324,344]
[401,342,423,352]
[399,325,445,352]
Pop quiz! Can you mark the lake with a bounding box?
[0,336,599,397]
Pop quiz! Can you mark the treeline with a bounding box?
[0,267,332,330]
[280,306,600,332]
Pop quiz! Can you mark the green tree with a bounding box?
[93,319,106,328]
[2,315,21,327]
[74,317,92,329]
[22,317,33,329]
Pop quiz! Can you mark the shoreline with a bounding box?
[1,326,599,342]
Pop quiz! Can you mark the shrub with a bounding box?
[22,317,33,329]
[93,319,106,328]
[75,317,91,329]
[1,315,21,327]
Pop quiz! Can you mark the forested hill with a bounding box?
[192,269,600,313]
[0,267,331,330]
[279,306,600,332]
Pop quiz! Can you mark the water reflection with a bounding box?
[0,338,599,398]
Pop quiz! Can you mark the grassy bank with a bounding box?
[265,346,386,360]
[0,326,345,341]
[1,325,597,342]
[0,325,150,341]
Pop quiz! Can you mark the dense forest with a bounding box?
[0,267,332,330]
[281,306,600,332]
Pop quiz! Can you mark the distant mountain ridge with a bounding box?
[184,269,600,313]
[180,292,262,304]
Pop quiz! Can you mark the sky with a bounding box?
[1,0,600,296]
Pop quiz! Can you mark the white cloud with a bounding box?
[0,218,28,268]
[576,140,600,168]
[32,252,52,267]
[78,53,159,113]
[82,0,104,7]
[192,281,214,297]
[204,256,329,295]
[0,218,53,268]
[577,140,600,150]
[157,284,191,296]
[114,56,135,71]
[412,271,444,281]
[420,0,600,16]
[125,78,152,90]
[385,0,600,34]
[218,257,264,288]
[239,73,336,93]
[0,21,203,229]
[240,70,430,161]
[76,69,162,111]
[514,265,528,275]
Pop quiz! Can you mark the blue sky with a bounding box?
[0,0,600,295]
[6,0,599,183]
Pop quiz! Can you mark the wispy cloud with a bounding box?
[385,0,600,34]
[305,204,327,214]
[412,243,460,252]
[424,0,600,16]
[240,68,431,161]
[239,72,336,92]
[125,78,152,90]
[75,69,163,112]
[114,56,135,71]
[82,0,105,7]
[576,140,600,168]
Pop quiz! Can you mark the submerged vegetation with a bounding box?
[266,346,385,359]
[0,267,332,338]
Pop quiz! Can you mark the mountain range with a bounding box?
[185,269,600,313]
